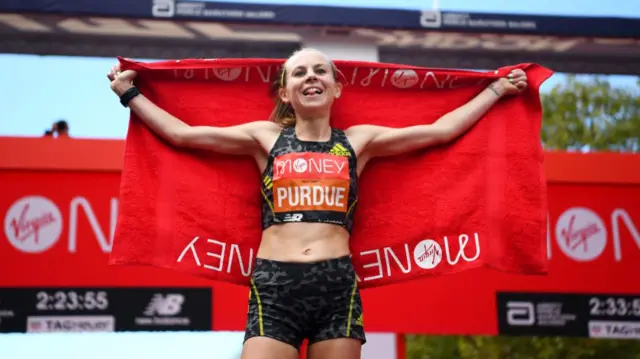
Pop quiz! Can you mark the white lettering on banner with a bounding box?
[550,207,640,263]
[171,65,483,91]
[173,66,281,83]
[421,72,445,89]
[360,245,413,281]
[357,233,481,282]
[3,195,117,254]
[68,197,117,253]
[172,65,475,91]
[359,249,383,281]
[350,68,467,90]
[3,196,62,253]
[176,236,254,277]
[611,209,640,261]
[439,13,537,30]
[354,29,584,52]
[204,238,225,271]
[5,14,638,54]
[178,236,202,266]
[444,233,481,264]
[421,72,471,89]
[358,68,379,87]
[253,66,273,83]
[384,245,412,275]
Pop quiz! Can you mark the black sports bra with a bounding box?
[260,127,359,232]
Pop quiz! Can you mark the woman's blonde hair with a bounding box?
[268,49,339,128]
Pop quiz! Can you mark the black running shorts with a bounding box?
[244,255,366,350]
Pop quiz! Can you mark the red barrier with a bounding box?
[1,137,639,336]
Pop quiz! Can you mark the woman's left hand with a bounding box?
[496,69,528,96]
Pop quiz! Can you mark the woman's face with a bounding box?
[280,49,341,116]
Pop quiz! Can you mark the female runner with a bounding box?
[107,48,528,359]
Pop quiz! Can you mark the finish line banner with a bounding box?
[1,0,638,37]
[1,141,640,336]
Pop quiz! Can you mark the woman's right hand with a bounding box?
[107,64,138,97]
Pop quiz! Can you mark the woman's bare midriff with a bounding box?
[258,223,351,262]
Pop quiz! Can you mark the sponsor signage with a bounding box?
[0,287,212,333]
[0,137,639,336]
[1,0,639,74]
[1,0,638,38]
[498,292,640,339]
[0,13,637,54]
[0,13,637,75]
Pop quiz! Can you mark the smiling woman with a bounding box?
[106,45,532,359]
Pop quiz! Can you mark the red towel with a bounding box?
[109,57,552,289]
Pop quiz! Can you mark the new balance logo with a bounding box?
[329,144,350,157]
[283,213,303,222]
[143,294,184,316]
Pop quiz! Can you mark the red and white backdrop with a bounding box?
[1,160,639,342]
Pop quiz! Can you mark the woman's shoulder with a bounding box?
[241,120,283,136]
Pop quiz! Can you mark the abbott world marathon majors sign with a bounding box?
[0,0,638,74]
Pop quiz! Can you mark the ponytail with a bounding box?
[269,67,296,127]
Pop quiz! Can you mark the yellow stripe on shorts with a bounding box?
[250,278,264,336]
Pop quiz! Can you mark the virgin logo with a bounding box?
[413,239,443,269]
[555,207,607,261]
[3,196,62,253]
[10,204,55,243]
[213,68,242,82]
[390,69,419,89]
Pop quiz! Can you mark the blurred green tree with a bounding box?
[406,335,640,359]
[540,76,639,152]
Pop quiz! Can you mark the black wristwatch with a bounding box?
[120,87,141,107]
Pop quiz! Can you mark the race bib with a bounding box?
[272,152,350,213]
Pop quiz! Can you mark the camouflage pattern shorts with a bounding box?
[244,255,366,350]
